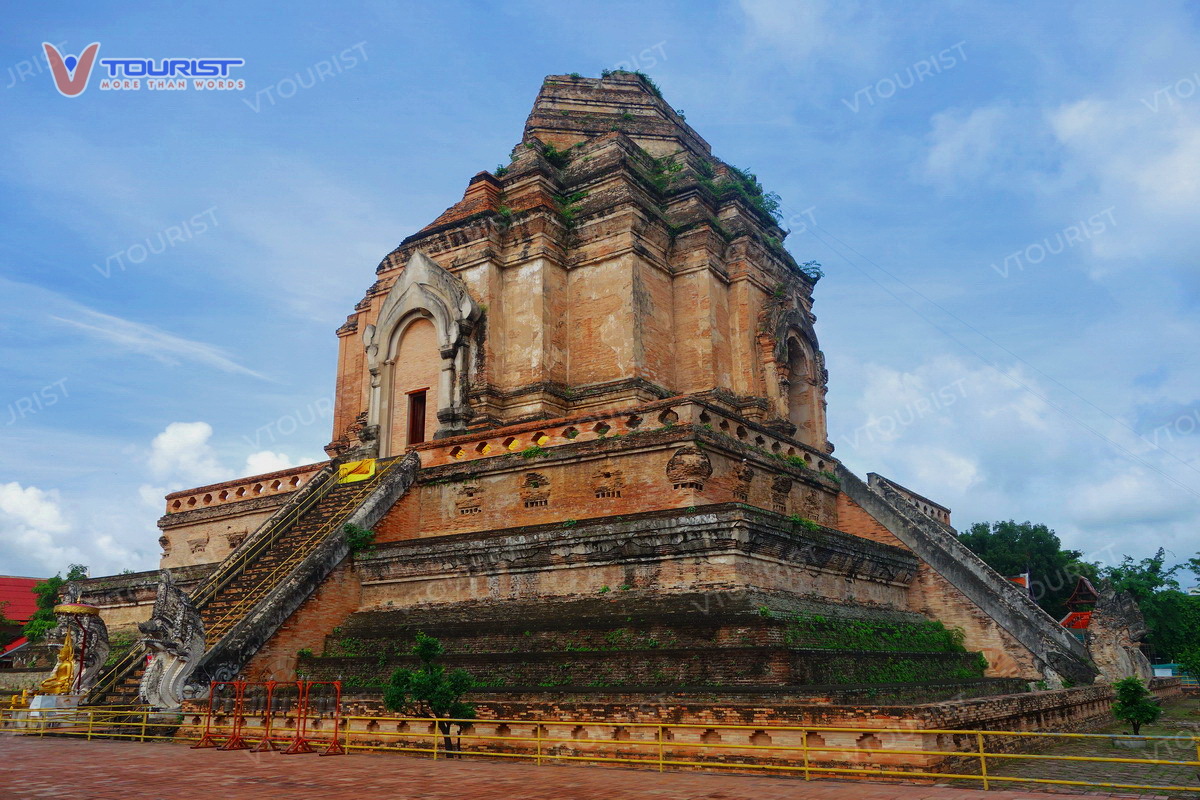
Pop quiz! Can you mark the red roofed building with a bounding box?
[0,575,42,651]
[0,576,42,623]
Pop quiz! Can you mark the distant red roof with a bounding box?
[0,576,42,623]
[1,636,27,656]
[1061,611,1092,630]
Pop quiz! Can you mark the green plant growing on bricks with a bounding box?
[1111,676,1161,736]
[788,514,821,532]
[103,628,139,668]
[384,632,477,756]
[343,523,376,554]
[781,613,969,654]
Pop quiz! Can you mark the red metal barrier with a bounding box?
[219,680,249,751]
[319,681,344,756]
[190,683,220,749]
[190,679,342,755]
[282,680,315,754]
[252,681,278,753]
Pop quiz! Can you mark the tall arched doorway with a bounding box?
[364,251,483,454]
[786,337,814,436]
[384,316,441,454]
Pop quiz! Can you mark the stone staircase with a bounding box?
[837,465,1098,686]
[86,453,421,706]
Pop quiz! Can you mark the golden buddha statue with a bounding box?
[37,631,75,695]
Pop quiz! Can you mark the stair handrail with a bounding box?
[87,459,345,704]
[88,456,402,705]
[201,457,402,642]
[85,643,146,704]
[188,464,343,608]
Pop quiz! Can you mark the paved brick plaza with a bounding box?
[0,737,1155,800]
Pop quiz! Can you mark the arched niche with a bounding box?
[364,251,482,455]
[764,307,830,451]
[784,334,816,435]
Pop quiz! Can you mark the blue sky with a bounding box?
[2,1,1198,579]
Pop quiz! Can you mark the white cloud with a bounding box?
[832,349,1200,561]
[1042,96,1200,269]
[144,421,315,491]
[243,450,303,475]
[138,484,169,510]
[738,0,884,70]
[50,306,267,380]
[147,422,226,485]
[0,420,319,576]
[0,482,82,575]
[923,105,1015,190]
[906,448,982,495]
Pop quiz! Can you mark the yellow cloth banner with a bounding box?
[337,458,376,484]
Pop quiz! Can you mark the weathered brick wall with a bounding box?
[241,559,363,681]
[841,469,1091,684]
[371,404,840,547]
[326,74,824,455]
[357,505,916,610]
[158,499,289,570]
[836,491,909,548]
[301,647,989,689]
[908,564,1040,679]
[158,463,324,569]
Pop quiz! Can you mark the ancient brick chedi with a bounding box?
[76,74,1115,708]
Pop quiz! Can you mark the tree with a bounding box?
[958,521,1095,618]
[383,632,477,756]
[1177,645,1200,683]
[1111,676,1162,736]
[1101,549,1200,663]
[1104,549,1181,598]
[22,564,89,643]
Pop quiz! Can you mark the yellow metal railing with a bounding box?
[87,459,398,702]
[5,706,1199,795]
[189,464,343,609]
[85,471,341,702]
[201,456,400,643]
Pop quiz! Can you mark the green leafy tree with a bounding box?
[383,632,477,756]
[1104,549,1181,598]
[958,521,1095,618]
[1101,549,1200,662]
[1177,645,1200,683]
[1111,676,1162,736]
[22,564,88,643]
